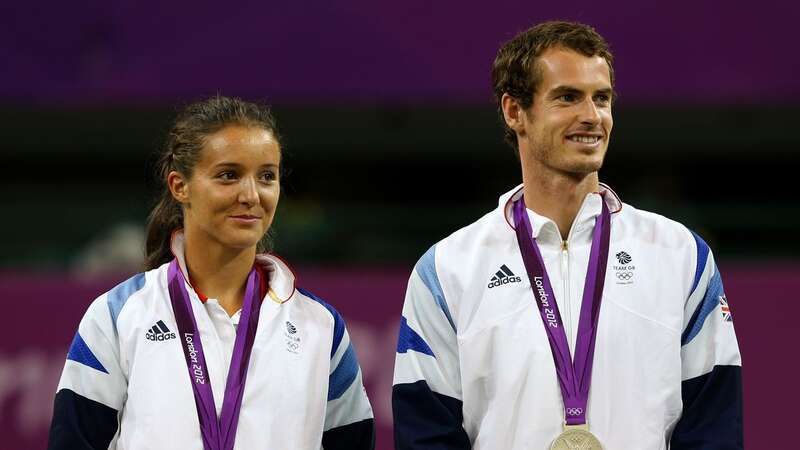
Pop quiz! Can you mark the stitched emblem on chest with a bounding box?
[284,321,301,353]
[487,264,522,289]
[145,320,177,341]
[612,251,636,285]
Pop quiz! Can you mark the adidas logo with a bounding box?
[487,264,522,288]
[286,321,297,334]
[145,320,177,341]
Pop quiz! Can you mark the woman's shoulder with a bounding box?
[254,254,361,355]
[293,286,346,325]
[88,264,168,328]
[256,253,349,327]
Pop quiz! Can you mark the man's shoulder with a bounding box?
[415,202,509,277]
[617,201,699,252]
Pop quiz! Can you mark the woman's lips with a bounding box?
[229,215,261,224]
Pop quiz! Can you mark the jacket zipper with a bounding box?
[561,239,571,354]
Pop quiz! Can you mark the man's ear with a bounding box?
[501,93,528,136]
[167,171,189,204]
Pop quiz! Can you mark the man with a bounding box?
[392,21,742,449]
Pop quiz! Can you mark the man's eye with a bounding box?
[594,94,611,104]
[558,94,576,102]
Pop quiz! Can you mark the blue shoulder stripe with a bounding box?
[690,231,710,297]
[416,245,456,331]
[297,287,361,401]
[297,287,345,358]
[328,343,359,401]
[681,269,724,346]
[106,273,145,331]
[397,316,435,357]
[66,332,108,373]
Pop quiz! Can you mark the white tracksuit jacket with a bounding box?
[393,184,742,449]
[49,233,374,450]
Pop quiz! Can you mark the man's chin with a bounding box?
[560,159,604,178]
[573,152,606,172]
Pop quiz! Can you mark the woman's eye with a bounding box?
[261,171,277,182]
[218,171,237,180]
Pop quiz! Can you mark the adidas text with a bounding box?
[487,276,522,288]
[146,331,176,341]
[488,264,522,288]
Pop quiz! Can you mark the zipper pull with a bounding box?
[561,240,569,252]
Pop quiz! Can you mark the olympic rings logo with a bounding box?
[566,408,584,416]
[286,341,299,350]
[616,272,633,280]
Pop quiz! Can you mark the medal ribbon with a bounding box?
[168,259,262,450]
[513,195,610,426]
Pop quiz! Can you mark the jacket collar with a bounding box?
[169,231,296,304]
[500,182,622,244]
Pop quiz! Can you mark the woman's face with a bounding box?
[170,125,281,252]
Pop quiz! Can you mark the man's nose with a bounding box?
[578,98,601,126]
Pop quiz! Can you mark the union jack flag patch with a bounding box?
[719,294,732,322]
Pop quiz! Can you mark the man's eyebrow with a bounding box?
[548,85,614,97]
[548,86,583,97]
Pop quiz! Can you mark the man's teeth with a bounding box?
[568,136,600,143]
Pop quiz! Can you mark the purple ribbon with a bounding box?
[513,195,610,426]
[167,259,262,450]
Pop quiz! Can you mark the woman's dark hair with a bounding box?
[145,95,281,270]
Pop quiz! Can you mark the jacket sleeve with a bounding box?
[670,233,743,449]
[48,273,140,450]
[392,245,471,450]
[296,288,375,450]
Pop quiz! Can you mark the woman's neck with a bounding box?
[183,229,256,316]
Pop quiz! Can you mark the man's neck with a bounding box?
[183,228,256,316]
[521,162,600,241]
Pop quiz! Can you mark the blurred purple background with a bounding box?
[2,0,799,106]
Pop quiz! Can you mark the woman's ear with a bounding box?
[167,171,190,204]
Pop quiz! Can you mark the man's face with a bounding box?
[518,47,613,176]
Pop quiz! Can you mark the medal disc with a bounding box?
[550,427,603,450]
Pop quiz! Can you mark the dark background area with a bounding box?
[2,104,796,269]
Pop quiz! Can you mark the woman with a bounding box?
[48,96,375,450]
